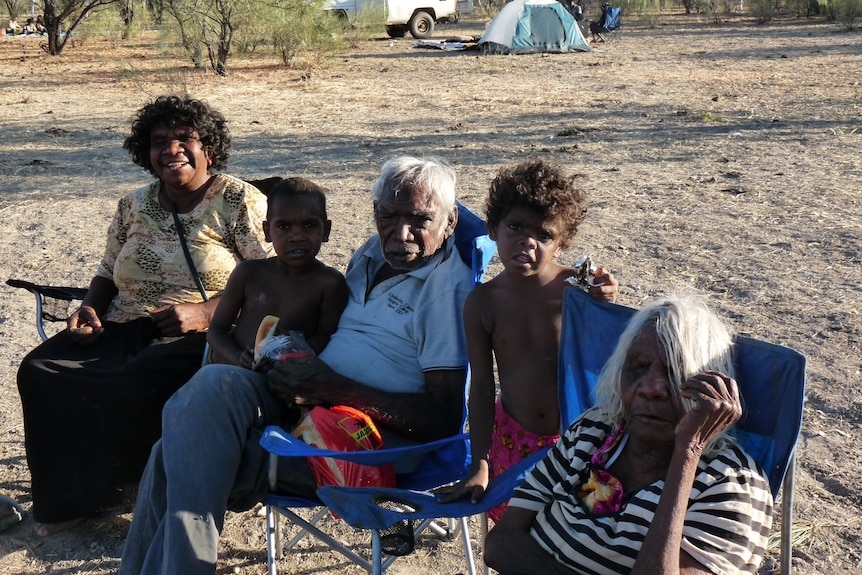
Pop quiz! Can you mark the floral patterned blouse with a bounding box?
[95,173,273,323]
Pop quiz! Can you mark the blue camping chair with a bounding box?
[592,6,621,42]
[557,288,806,575]
[259,202,497,575]
[321,287,807,575]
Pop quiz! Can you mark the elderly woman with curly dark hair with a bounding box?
[16,95,273,536]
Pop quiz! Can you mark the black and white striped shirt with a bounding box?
[509,408,773,575]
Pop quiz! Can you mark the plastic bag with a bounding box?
[253,315,314,369]
[292,405,397,489]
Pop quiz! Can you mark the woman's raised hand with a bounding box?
[676,371,742,453]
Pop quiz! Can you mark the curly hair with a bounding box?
[123,95,231,176]
[486,159,587,250]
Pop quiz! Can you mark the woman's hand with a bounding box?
[676,371,742,452]
[67,305,105,344]
[149,302,212,336]
[438,459,490,504]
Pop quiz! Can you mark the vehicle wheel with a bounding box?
[409,11,434,39]
[386,25,409,38]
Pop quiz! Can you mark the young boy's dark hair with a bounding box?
[485,159,588,250]
[267,177,328,219]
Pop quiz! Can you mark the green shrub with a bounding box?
[270,0,347,67]
[342,5,386,46]
[77,0,152,43]
[749,0,779,22]
[630,0,662,26]
[701,0,737,21]
[3,0,27,20]
[832,0,861,28]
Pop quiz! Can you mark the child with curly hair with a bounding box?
[442,159,618,521]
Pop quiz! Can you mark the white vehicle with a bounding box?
[326,0,466,39]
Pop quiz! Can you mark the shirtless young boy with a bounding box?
[207,177,348,367]
[442,159,618,521]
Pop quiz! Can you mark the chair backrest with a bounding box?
[605,7,621,30]
[453,200,495,286]
[557,288,806,496]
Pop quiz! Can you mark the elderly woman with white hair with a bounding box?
[485,295,773,575]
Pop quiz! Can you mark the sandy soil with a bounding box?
[0,12,860,575]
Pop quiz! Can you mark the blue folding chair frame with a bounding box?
[260,202,497,575]
[596,6,621,42]
[558,288,806,575]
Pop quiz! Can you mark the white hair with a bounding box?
[594,294,737,456]
[371,156,457,217]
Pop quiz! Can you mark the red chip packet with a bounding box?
[292,405,396,489]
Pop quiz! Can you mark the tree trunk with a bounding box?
[119,0,135,39]
[42,2,63,55]
[216,14,233,76]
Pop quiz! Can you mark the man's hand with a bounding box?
[267,355,334,406]
[589,267,619,303]
[149,302,211,336]
[237,347,254,370]
[67,305,104,344]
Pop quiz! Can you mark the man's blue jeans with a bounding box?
[119,364,312,575]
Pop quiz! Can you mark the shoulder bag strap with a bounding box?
[166,194,209,302]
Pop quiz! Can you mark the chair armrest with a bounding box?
[260,425,468,466]
[7,279,88,301]
[7,278,89,341]
[317,447,549,530]
[261,425,471,492]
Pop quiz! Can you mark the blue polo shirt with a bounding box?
[319,235,472,394]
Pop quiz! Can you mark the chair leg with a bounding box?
[278,506,377,572]
[275,510,282,558]
[282,507,329,551]
[371,529,384,575]
[265,504,279,575]
[458,516,478,575]
[480,513,490,575]
[780,453,796,575]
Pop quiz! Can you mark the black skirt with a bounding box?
[16,317,206,523]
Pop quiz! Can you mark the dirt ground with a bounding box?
[0,11,860,575]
